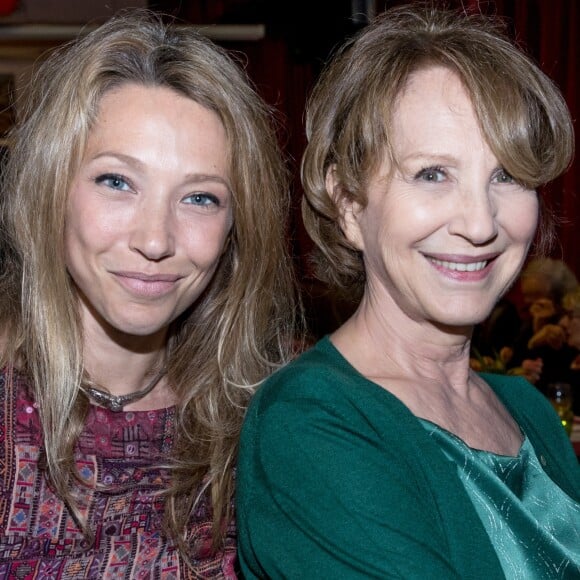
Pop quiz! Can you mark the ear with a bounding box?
[326,164,365,251]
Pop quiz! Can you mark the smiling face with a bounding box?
[65,83,233,345]
[340,66,539,329]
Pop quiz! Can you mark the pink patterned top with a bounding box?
[0,367,238,579]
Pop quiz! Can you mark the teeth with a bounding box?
[431,258,487,272]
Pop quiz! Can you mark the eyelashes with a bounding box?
[412,165,518,185]
[95,173,132,191]
[413,166,445,183]
[182,192,221,208]
[94,173,224,210]
[491,168,515,184]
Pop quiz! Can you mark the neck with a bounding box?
[84,366,167,412]
[78,302,169,397]
[81,340,167,395]
[332,300,472,386]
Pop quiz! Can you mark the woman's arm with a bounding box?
[237,377,465,579]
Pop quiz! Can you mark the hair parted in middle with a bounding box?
[300,2,574,299]
[0,8,299,551]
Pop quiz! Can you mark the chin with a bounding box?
[433,318,487,336]
[106,316,172,339]
[441,302,495,325]
[431,307,490,326]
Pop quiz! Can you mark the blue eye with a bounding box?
[415,166,445,182]
[183,192,220,207]
[95,173,131,191]
[493,168,515,184]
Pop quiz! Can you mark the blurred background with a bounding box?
[0,0,578,337]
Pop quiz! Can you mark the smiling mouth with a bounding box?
[115,271,180,283]
[112,271,181,298]
[430,258,488,272]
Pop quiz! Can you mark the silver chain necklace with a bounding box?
[84,368,167,412]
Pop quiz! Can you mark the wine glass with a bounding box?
[547,382,574,436]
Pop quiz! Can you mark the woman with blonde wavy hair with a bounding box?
[0,8,298,577]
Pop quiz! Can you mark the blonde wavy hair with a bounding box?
[301,2,574,299]
[0,9,298,556]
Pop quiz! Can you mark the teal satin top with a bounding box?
[421,420,580,579]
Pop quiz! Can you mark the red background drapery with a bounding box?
[0,0,16,16]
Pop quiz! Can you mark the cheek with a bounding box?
[505,196,539,243]
[180,221,231,266]
[65,190,110,254]
[64,211,108,260]
[379,202,434,252]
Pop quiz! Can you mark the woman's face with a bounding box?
[65,83,233,343]
[340,66,538,328]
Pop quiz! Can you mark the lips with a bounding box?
[424,252,499,280]
[112,271,181,297]
[429,258,487,272]
[114,271,181,283]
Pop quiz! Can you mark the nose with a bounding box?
[448,186,498,245]
[128,199,175,261]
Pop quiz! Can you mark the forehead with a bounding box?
[84,83,230,177]
[391,66,480,148]
[92,83,226,138]
[368,65,493,182]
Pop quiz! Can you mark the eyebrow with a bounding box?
[91,151,231,187]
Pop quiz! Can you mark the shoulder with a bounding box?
[240,338,434,474]
[250,336,387,415]
[481,372,561,429]
[482,372,579,485]
[243,337,418,452]
[263,336,351,383]
[482,371,538,394]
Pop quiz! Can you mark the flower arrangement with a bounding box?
[470,347,543,384]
